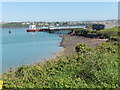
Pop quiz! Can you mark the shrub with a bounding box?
[2,42,119,88]
[75,44,91,53]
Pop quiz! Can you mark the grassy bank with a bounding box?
[2,22,29,28]
[2,41,119,88]
[74,27,119,41]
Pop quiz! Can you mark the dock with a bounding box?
[41,28,74,34]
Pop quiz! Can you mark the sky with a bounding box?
[2,2,118,22]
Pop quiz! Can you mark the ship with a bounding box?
[26,23,41,32]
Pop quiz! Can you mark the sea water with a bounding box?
[2,27,63,72]
[2,26,85,73]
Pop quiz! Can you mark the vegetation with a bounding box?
[85,25,93,29]
[74,27,120,41]
[1,27,119,88]
[101,27,118,31]
[2,22,29,28]
[97,27,119,40]
[75,28,93,35]
[2,41,119,88]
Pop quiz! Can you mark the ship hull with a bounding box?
[26,29,41,32]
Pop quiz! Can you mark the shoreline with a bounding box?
[2,33,108,73]
[55,34,108,57]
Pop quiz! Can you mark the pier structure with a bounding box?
[41,27,80,34]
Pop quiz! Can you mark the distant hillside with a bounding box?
[2,22,29,28]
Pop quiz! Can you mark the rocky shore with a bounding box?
[56,34,108,56]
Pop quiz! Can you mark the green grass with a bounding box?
[100,27,118,31]
[74,27,119,41]
[2,41,119,88]
[97,27,119,41]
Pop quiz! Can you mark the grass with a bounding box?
[2,41,119,88]
[100,27,118,31]
[74,27,120,41]
[97,27,119,41]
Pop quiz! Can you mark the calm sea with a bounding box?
[2,27,63,73]
[2,26,85,73]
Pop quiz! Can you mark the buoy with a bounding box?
[9,30,11,34]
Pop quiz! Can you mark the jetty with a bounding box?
[41,27,75,34]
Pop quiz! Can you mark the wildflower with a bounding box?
[0,80,3,89]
